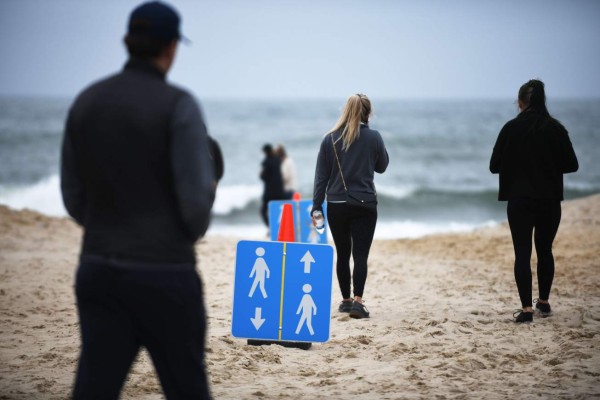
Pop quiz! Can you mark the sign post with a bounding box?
[232,240,334,343]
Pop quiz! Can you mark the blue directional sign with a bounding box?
[232,240,334,343]
[268,200,328,244]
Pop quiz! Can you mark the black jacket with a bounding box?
[313,124,389,210]
[260,155,285,200]
[490,110,578,201]
[61,59,215,264]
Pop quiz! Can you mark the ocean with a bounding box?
[1,96,598,239]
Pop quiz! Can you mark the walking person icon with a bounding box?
[249,247,270,298]
[295,284,317,335]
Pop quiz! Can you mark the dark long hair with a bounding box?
[518,79,560,132]
[518,79,551,117]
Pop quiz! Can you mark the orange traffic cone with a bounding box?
[292,191,301,201]
[277,203,296,242]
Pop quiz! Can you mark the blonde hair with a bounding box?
[328,93,371,150]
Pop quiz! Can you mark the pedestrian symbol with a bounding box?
[248,247,270,298]
[295,284,316,335]
[232,240,334,343]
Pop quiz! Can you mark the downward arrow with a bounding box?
[300,251,315,273]
[250,307,266,330]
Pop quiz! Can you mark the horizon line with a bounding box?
[1,94,600,102]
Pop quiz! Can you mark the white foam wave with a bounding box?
[0,177,263,218]
[206,220,499,240]
[207,223,268,239]
[373,220,498,239]
[375,185,416,199]
[0,174,66,216]
[213,184,262,215]
[0,177,501,240]
[564,181,600,192]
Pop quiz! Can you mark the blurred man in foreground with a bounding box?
[61,2,216,398]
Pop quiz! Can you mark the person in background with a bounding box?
[60,2,215,398]
[260,143,286,227]
[311,94,389,319]
[275,144,298,199]
[490,79,578,324]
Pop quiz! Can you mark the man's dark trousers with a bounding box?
[72,256,211,399]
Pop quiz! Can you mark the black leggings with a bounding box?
[260,199,269,227]
[326,202,377,299]
[507,198,561,308]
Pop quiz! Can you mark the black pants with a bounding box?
[326,202,377,299]
[507,198,561,308]
[261,197,279,227]
[261,195,291,227]
[261,199,270,227]
[73,257,211,400]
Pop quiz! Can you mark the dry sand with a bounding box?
[1,195,599,399]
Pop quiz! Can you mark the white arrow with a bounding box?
[300,251,315,273]
[250,307,266,330]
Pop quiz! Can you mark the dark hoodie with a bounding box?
[490,110,578,201]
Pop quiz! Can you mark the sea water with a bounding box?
[1,96,598,239]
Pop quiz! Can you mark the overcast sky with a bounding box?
[1,0,599,99]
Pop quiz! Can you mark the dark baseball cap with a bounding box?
[127,1,190,43]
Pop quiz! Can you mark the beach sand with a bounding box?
[1,195,599,399]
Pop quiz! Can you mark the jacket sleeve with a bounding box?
[557,127,579,174]
[312,136,331,213]
[208,135,224,182]
[170,94,216,242]
[374,131,389,174]
[60,110,85,225]
[490,125,508,174]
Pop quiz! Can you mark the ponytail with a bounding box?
[328,93,372,150]
[518,79,550,117]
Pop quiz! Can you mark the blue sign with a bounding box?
[268,200,328,244]
[232,240,334,343]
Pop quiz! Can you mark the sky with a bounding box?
[1,0,599,100]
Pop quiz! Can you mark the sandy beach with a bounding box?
[1,195,599,399]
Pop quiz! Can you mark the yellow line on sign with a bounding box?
[278,242,287,340]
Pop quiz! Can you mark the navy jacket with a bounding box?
[61,59,215,264]
[490,110,578,201]
[313,124,389,210]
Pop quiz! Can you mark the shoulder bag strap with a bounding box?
[331,133,348,192]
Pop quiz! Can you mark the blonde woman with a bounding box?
[311,94,389,319]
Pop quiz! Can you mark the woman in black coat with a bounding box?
[490,79,579,323]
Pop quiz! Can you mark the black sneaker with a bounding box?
[534,299,552,317]
[513,310,533,323]
[349,301,370,319]
[338,300,353,313]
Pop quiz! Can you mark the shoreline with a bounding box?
[1,194,599,399]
